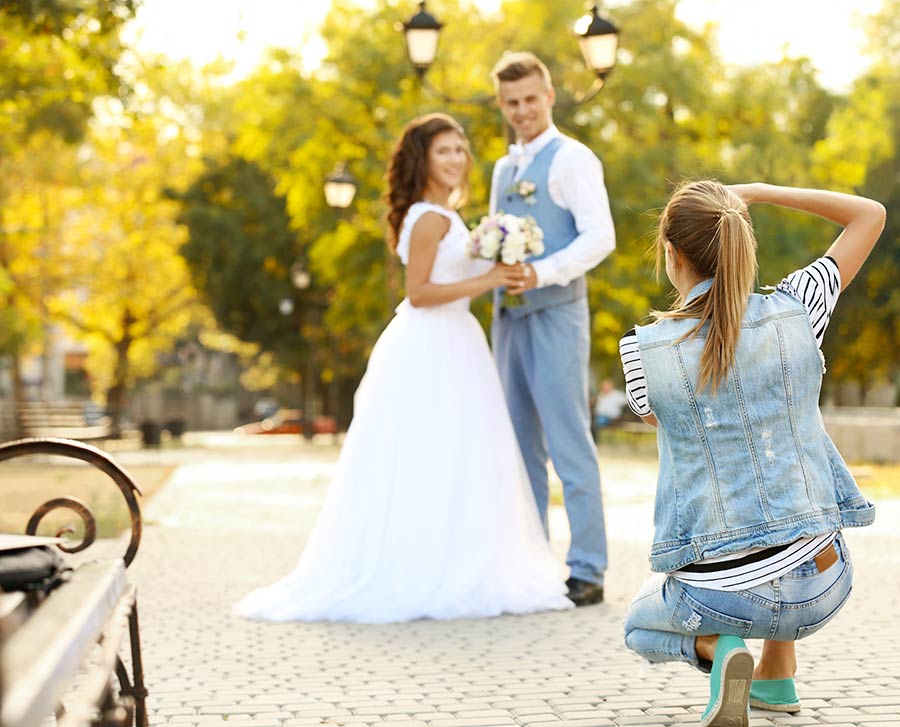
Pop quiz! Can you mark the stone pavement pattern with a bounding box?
[112,437,900,727]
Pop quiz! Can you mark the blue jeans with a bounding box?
[624,535,853,670]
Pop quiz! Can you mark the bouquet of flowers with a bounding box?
[469,212,545,307]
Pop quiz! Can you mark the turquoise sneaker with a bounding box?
[700,635,754,727]
[749,678,801,713]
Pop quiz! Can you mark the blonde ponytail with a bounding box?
[652,181,758,393]
[699,210,757,391]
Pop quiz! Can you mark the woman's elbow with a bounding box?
[407,289,427,307]
[872,200,887,230]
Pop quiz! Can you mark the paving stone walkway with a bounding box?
[114,436,900,727]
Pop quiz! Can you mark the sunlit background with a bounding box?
[122,0,879,90]
[1,0,897,456]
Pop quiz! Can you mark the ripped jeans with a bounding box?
[623,534,853,670]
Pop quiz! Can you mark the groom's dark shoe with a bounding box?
[566,577,604,606]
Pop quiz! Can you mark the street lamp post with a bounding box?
[291,261,315,440]
[399,1,620,107]
[280,259,315,439]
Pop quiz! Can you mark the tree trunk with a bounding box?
[11,352,25,438]
[106,312,135,439]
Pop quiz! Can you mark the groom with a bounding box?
[489,51,615,606]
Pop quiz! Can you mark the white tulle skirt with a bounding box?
[235,300,572,623]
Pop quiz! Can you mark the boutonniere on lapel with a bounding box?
[507,179,538,206]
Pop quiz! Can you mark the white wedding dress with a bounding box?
[235,201,572,623]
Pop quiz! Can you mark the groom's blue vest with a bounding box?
[493,136,586,319]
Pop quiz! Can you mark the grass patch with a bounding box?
[0,461,174,539]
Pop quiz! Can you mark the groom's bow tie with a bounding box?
[508,143,535,170]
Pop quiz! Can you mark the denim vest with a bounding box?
[493,136,586,319]
[635,280,875,572]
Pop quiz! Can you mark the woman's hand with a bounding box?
[487,262,521,289]
[727,183,764,206]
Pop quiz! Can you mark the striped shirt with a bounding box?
[671,533,838,590]
[618,257,842,590]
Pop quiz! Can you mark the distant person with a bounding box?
[489,51,615,607]
[620,180,883,725]
[235,113,572,623]
[593,378,627,430]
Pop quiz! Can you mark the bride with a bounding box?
[235,113,573,623]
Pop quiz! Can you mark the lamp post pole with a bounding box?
[291,263,314,440]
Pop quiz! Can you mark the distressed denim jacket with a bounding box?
[635,279,875,573]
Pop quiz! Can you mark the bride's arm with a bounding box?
[406,212,520,308]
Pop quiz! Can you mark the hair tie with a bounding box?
[720,207,741,216]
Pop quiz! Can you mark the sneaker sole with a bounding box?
[701,648,754,727]
[748,697,801,714]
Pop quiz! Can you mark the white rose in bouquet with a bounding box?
[501,229,527,265]
[479,227,502,259]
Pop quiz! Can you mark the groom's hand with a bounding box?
[509,264,537,295]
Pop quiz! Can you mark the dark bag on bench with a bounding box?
[0,545,72,593]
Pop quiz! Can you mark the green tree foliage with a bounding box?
[0,132,82,410]
[46,114,200,434]
[176,156,311,374]
[215,0,864,389]
[1,53,213,431]
[814,0,899,396]
[0,0,137,425]
[5,0,896,422]
[0,0,136,146]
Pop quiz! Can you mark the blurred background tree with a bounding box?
[1,0,897,433]
[0,0,137,428]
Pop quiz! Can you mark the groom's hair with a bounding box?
[491,52,553,90]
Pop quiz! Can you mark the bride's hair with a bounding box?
[385,113,471,251]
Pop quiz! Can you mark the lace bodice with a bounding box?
[396,202,490,287]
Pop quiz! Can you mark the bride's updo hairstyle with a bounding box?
[385,113,471,251]
[652,180,758,393]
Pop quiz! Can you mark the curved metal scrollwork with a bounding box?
[0,437,143,567]
[26,496,97,554]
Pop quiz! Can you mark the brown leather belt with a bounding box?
[814,541,839,573]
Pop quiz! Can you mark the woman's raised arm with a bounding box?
[729,183,886,290]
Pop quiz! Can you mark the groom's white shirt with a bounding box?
[489,125,616,289]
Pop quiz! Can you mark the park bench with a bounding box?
[0,438,148,727]
[15,403,112,442]
[593,409,654,442]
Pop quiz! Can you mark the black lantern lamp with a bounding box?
[402,1,444,76]
[323,163,357,209]
[575,3,620,83]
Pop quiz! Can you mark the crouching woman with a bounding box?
[619,181,885,726]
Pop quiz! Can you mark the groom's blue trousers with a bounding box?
[493,297,608,585]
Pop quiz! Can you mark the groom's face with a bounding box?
[497,73,555,144]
